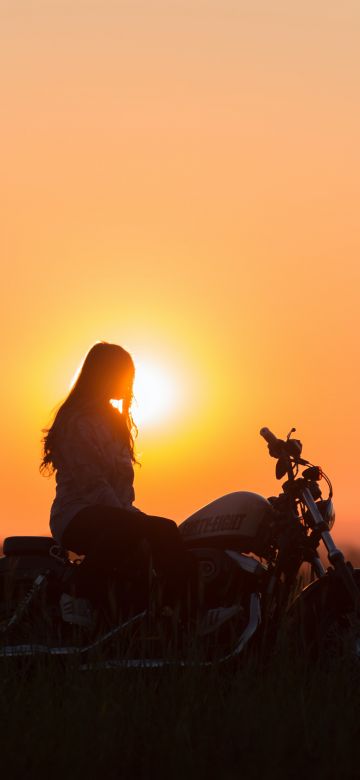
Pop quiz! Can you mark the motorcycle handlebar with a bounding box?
[260,427,279,449]
[260,427,289,461]
[260,426,304,466]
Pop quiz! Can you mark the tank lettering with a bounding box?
[182,513,247,537]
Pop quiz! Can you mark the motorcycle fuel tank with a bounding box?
[179,491,274,556]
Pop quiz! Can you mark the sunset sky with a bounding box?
[1,1,360,545]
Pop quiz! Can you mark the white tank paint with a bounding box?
[179,491,272,542]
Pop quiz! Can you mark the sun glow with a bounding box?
[112,358,179,427]
[131,359,178,427]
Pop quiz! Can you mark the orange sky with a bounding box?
[1,1,360,545]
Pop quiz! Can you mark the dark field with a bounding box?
[0,646,359,780]
[0,541,359,778]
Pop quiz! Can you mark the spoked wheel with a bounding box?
[286,568,360,662]
[320,612,360,662]
[0,568,66,652]
[0,575,38,652]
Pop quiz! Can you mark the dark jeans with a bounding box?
[62,505,194,609]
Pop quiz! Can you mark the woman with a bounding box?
[41,341,192,613]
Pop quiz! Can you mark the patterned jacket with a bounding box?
[49,408,136,543]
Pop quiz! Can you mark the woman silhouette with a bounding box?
[41,341,191,612]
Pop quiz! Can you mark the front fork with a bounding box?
[302,488,360,613]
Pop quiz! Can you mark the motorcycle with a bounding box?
[0,427,359,667]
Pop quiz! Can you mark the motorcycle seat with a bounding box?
[3,536,57,557]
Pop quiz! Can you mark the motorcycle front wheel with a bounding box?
[286,567,360,661]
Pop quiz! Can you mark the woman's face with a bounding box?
[109,363,134,401]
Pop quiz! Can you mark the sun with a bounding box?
[130,359,178,427]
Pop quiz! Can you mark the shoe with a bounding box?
[197,605,243,637]
[60,593,93,628]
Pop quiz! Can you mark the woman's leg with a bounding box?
[62,506,148,601]
[62,506,195,608]
[139,514,195,608]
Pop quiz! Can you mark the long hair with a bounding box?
[40,342,138,474]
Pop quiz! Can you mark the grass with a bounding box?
[0,644,359,780]
[0,540,359,778]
